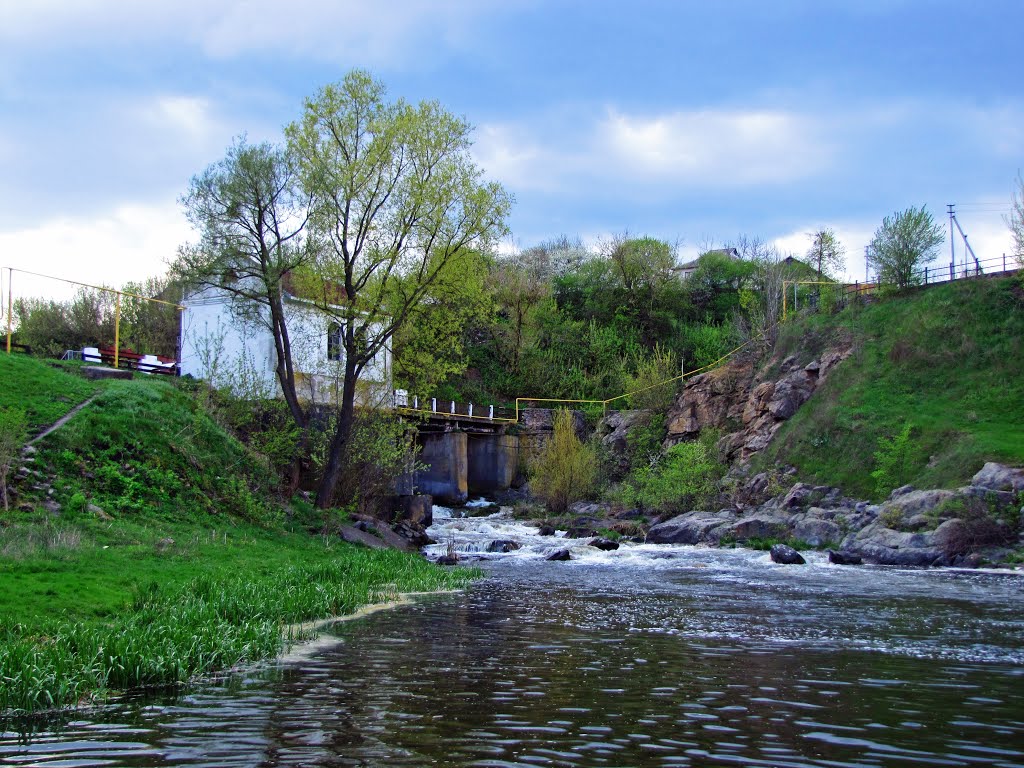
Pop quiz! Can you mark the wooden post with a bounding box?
[114,292,121,369]
[5,268,11,354]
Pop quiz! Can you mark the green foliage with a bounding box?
[758,276,1024,496]
[682,250,755,323]
[745,537,814,551]
[0,407,28,511]
[679,322,739,371]
[624,413,666,473]
[393,249,493,395]
[625,345,678,411]
[0,535,475,716]
[868,205,945,290]
[13,276,180,360]
[0,351,97,432]
[620,431,725,514]
[30,378,278,526]
[530,409,598,513]
[870,423,919,498]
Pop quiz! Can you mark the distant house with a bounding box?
[179,280,391,406]
[673,247,740,280]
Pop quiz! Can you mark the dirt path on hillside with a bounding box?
[25,395,98,449]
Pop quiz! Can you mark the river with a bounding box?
[2,504,1022,767]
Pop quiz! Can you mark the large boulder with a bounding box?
[646,511,733,545]
[971,462,1024,493]
[770,543,806,565]
[827,549,862,565]
[877,489,957,528]
[728,514,792,542]
[546,548,572,561]
[841,522,947,566]
[486,539,522,553]
[793,517,843,547]
[665,360,755,439]
[395,494,433,527]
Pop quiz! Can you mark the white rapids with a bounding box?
[423,498,791,568]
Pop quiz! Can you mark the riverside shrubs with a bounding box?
[616,430,725,514]
[530,409,598,513]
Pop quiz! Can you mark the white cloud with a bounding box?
[136,96,219,143]
[0,201,191,301]
[0,0,505,64]
[598,108,832,185]
[473,106,834,196]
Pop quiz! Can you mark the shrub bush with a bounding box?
[622,430,724,514]
[530,409,598,513]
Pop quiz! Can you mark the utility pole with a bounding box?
[948,204,956,278]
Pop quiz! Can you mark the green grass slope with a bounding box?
[0,355,98,433]
[760,275,1024,499]
[0,356,474,718]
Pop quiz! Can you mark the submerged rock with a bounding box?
[828,549,862,565]
[588,537,620,551]
[486,539,522,553]
[537,524,556,536]
[769,543,806,565]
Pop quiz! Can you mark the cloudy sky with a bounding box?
[0,0,1020,300]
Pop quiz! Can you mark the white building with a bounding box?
[179,285,391,407]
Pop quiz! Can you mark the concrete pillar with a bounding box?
[467,433,519,495]
[415,431,468,506]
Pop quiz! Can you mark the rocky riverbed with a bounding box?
[529,461,1023,568]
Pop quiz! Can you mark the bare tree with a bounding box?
[177,138,312,431]
[807,228,846,281]
[1007,173,1024,267]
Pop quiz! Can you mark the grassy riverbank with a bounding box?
[761,275,1024,498]
[0,355,475,718]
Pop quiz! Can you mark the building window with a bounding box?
[327,323,342,361]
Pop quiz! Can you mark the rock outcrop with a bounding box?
[640,462,1023,568]
[665,348,852,463]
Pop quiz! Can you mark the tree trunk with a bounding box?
[314,352,359,509]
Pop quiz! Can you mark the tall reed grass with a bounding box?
[0,548,475,717]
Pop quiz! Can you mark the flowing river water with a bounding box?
[3,503,1023,767]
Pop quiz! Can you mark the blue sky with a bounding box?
[0,0,1020,300]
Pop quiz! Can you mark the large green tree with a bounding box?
[868,206,944,290]
[286,70,512,509]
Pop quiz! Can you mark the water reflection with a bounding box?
[2,510,1022,767]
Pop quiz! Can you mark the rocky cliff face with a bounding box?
[665,346,852,462]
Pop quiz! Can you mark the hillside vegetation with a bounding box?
[761,275,1024,498]
[0,355,474,718]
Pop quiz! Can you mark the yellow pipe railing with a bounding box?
[3,266,185,366]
